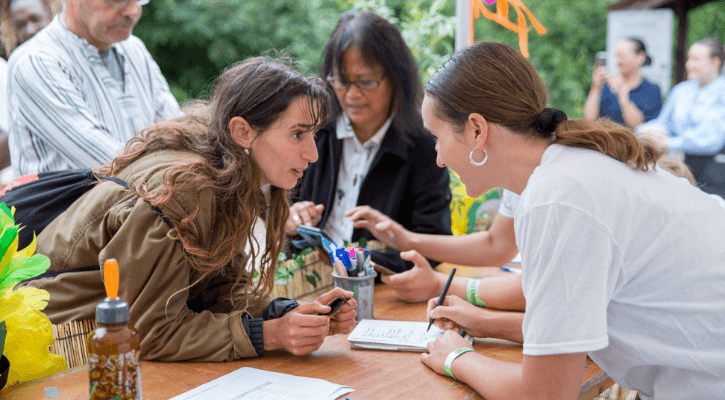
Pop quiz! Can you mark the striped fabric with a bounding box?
[7,16,181,176]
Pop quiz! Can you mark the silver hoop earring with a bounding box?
[243,148,250,155]
[469,148,488,167]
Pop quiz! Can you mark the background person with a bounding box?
[417,41,725,400]
[0,0,60,182]
[6,0,181,176]
[638,38,725,197]
[21,57,357,361]
[289,11,451,273]
[583,38,661,129]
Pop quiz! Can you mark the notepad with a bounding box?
[347,319,472,352]
[169,367,353,400]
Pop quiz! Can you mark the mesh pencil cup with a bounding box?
[332,271,377,322]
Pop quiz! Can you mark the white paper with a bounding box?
[347,319,472,352]
[169,367,353,400]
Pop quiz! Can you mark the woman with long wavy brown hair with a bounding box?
[23,56,357,361]
[416,41,725,399]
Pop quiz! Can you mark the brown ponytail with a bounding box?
[425,41,664,171]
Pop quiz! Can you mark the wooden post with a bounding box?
[674,0,689,84]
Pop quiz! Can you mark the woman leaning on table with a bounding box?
[583,38,661,129]
[287,11,452,274]
[416,41,725,400]
[21,57,357,361]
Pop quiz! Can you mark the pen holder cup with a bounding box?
[332,271,377,323]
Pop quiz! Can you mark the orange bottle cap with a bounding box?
[104,259,119,299]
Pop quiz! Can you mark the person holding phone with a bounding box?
[584,38,662,129]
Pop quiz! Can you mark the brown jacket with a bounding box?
[24,151,272,361]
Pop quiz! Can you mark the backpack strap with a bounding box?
[96,174,174,230]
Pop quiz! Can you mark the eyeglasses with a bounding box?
[109,0,150,8]
[326,75,385,91]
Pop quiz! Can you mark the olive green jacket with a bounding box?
[25,150,272,361]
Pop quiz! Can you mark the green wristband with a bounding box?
[444,346,475,380]
[466,278,486,307]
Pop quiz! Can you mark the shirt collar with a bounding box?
[56,14,119,58]
[335,113,394,148]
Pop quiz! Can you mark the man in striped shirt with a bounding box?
[6,0,181,176]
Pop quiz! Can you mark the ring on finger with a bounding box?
[292,214,301,223]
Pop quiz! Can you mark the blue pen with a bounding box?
[336,248,354,275]
[501,266,522,275]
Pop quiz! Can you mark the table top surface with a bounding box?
[1,265,611,400]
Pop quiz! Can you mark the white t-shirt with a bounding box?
[497,189,520,218]
[516,144,725,399]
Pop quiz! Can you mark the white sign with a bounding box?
[607,10,674,94]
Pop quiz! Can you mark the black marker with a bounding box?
[427,268,457,332]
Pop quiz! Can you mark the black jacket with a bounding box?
[293,121,452,273]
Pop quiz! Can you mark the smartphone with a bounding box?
[294,225,339,255]
[372,261,396,276]
[595,51,607,68]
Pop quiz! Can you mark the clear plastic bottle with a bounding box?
[87,259,141,400]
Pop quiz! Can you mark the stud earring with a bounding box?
[243,148,249,155]
[469,148,488,167]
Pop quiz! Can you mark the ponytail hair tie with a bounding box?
[534,108,568,138]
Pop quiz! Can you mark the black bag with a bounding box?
[0,169,145,249]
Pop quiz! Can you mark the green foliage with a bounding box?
[686,1,725,48]
[275,246,321,288]
[136,0,724,118]
[134,0,344,102]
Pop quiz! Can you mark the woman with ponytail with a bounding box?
[584,38,662,129]
[417,41,725,399]
[22,57,357,361]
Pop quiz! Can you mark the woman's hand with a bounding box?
[286,201,325,235]
[607,74,630,100]
[426,295,490,338]
[346,206,413,251]
[315,287,357,335]
[591,67,608,91]
[420,330,473,376]
[382,250,443,303]
[263,302,331,356]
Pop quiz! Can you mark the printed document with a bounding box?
[169,367,353,400]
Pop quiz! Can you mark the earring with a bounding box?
[469,148,488,167]
[243,148,249,155]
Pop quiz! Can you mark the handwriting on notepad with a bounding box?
[360,325,432,343]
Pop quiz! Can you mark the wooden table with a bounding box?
[1,266,612,400]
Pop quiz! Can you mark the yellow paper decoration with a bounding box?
[471,0,546,58]
[2,288,66,385]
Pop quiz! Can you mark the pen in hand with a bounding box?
[427,267,457,332]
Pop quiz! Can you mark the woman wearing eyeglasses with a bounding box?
[287,11,451,273]
[6,0,180,176]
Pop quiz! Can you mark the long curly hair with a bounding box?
[0,0,61,56]
[95,57,330,309]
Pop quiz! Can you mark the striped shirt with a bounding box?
[7,16,181,176]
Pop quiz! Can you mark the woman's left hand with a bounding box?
[315,287,357,335]
[421,330,472,376]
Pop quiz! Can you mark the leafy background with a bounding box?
[135,0,725,115]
